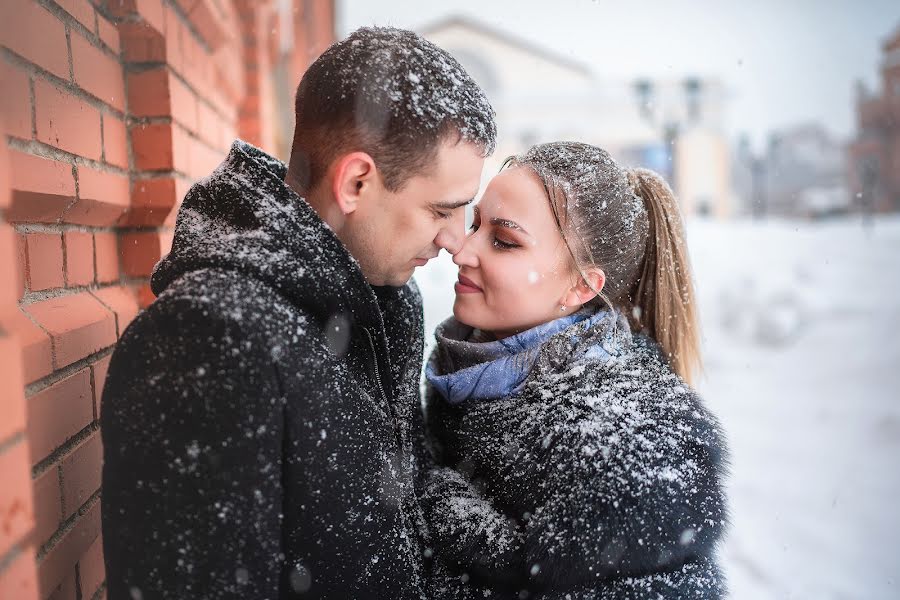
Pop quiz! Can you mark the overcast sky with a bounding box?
[337,0,898,151]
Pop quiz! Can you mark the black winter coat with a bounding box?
[101,140,430,600]
[421,314,729,599]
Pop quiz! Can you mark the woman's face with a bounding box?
[452,167,579,338]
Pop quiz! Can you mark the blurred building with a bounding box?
[848,23,900,214]
[732,124,850,219]
[420,16,735,218]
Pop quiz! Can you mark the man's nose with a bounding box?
[435,211,466,255]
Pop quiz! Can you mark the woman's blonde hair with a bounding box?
[504,142,701,384]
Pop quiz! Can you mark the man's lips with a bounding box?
[455,274,482,293]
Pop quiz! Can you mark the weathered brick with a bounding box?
[37,500,100,599]
[0,441,35,555]
[24,293,117,370]
[60,433,102,518]
[90,286,140,338]
[64,167,129,226]
[0,308,53,384]
[31,466,62,547]
[63,231,94,287]
[0,61,33,139]
[25,368,93,464]
[93,232,119,283]
[0,0,69,80]
[34,80,103,160]
[5,150,75,224]
[24,233,64,292]
[72,32,125,111]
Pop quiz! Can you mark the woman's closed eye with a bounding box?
[492,237,519,250]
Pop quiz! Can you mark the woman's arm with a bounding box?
[419,466,527,584]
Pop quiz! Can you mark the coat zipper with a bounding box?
[363,327,389,407]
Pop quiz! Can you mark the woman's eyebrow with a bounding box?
[473,207,531,236]
[489,217,528,235]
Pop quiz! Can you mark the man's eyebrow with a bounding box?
[432,197,475,210]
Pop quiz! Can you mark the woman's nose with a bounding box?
[452,233,479,268]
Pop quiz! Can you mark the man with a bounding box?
[101,26,496,599]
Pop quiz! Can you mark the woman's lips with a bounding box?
[455,274,482,294]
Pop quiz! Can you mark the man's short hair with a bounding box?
[291,26,497,192]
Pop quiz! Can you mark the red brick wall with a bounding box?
[0,1,334,598]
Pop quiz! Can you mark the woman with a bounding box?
[420,142,728,599]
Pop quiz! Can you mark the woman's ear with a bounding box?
[331,152,377,215]
[562,267,605,308]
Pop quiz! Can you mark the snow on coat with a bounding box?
[101,140,430,599]
[421,311,729,599]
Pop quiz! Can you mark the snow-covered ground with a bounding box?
[415,215,900,599]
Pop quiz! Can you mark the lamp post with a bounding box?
[632,77,704,194]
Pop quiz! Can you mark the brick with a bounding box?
[126,68,170,117]
[97,14,120,54]
[0,441,34,555]
[46,569,77,600]
[0,308,53,384]
[24,233,64,292]
[34,80,103,160]
[102,114,128,169]
[93,233,119,283]
[25,369,93,464]
[32,466,62,547]
[14,232,27,301]
[119,231,165,277]
[5,150,75,224]
[90,355,112,419]
[0,227,24,307]
[163,5,183,75]
[189,138,224,180]
[24,293,117,370]
[163,178,193,227]
[171,124,192,176]
[0,335,25,442]
[63,231,94,287]
[0,0,69,80]
[131,122,174,171]
[119,21,165,63]
[136,282,155,307]
[37,500,100,599]
[78,534,104,599]
[124,177,178,226]
[0,546,40,600]
[72,32,125,112]
[90,286,139,337]
[184,0,228,51]
[61,433,102,518]
[135,0,165,34]
[0,61,32,139]
[64,167,129,226]
[196,99,223,149]
[0,126,8,209]
[57,0,95,32]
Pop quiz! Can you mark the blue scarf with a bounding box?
[426,309,620,405]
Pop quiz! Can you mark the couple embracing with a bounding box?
[100,26,727,600]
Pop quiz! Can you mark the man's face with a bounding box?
[344,140,485,286]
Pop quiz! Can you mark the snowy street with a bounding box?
[417,216,900,599]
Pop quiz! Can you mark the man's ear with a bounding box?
[331,152,377,215]
[562,267,606,308]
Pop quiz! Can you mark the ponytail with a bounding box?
[626,168,701,385]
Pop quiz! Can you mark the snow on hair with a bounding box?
[506,142,701,384]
